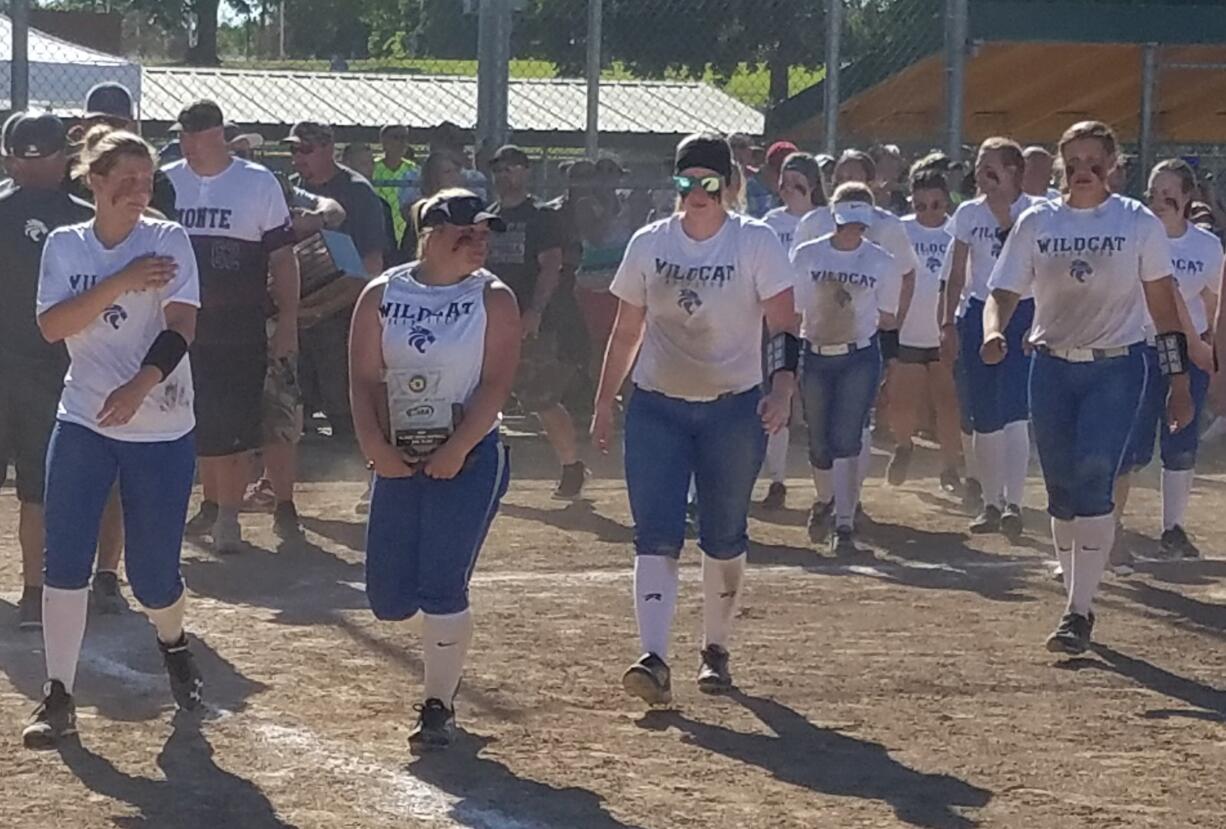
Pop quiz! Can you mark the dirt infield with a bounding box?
[1,432,1224,828]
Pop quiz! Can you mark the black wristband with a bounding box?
[766,331,800,377]
[1156,331,1189,376]
[141,330,189,381]
[879,329,900,361]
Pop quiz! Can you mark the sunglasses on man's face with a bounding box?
[674,175,722,196]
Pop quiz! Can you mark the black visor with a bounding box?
[420,194,506,231]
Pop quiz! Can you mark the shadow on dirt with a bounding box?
[1059,644,1226,722]
[636,690,992,828]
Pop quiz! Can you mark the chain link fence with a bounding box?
[6,0,1226,207]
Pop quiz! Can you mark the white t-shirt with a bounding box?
[610,212,793,401]
[791,235,904,346]
[37,217,200,441]
[762,207,803,251]
[901,216,952,348]
[794,204,919,273]
[1167,223,1224,335]
[988,195,1172,351]
[952,193,1046,304]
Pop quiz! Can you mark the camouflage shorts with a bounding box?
[262,355,304,445]
[513,329,578,412]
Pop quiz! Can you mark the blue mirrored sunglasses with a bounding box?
[673,174,722,196]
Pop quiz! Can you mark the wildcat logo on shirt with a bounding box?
[102,304,128,330]
[24,219,48,242]
[1069,259,1093,283]
[808,269,877,289]
[677,288,703,316]
[1037,235,1127,256]
[406,324,436,354]
[655,259,735,286]
[380,299,477,326]
[1174,257,1206,277]
[925,256,943,273]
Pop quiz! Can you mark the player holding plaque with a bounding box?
[349,189,520,752]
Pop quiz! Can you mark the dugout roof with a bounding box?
[771,1,1226,147]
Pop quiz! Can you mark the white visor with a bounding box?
[229,132,264,150]
[831,200,875,227]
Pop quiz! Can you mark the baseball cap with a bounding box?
[420,192,506,232]
[831,200,875,227]
[174,100,225,134]
[84,82,134,121]
[491,145,531,167]
[224,123,264,149]
[380,124,409,140]
[285,121,335,147]
[595,156,627,178]
[4,112,67,160]
[767,141,799,169]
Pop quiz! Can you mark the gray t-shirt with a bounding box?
[293,164,386,260]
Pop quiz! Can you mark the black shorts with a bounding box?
[192,342,266,457]
[0,359,64,503]
[898,345,941,365]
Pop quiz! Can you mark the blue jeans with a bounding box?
[43,421,195,609]
[958,297,1033,432]
[1125,347,1210,472]
[1030,346,1147,520]
[365,433,509,619]
[800,339,882,470]
[624,386,765,559]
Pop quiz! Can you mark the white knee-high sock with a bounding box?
[961,432,978,482]
[1161,468,1194,531]
[1003,421,1030,507]
[763,430,789,484]
[1069,515,1114,616]
[857,426,873,491]
[811,466,833,503]
[422,609,473,705]
[702,553,746,650]
[974,430,1005,509]
[43,586,89,694]
[143,592,186,644]
[1052,518,1075,594]
[833,457,859,530]
[634,556,679,660]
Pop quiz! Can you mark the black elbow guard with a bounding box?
[767,331,801,377]
[141,330,189,381]
[1155,331,1189,376]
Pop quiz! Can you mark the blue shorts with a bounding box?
[624,386,765,560]
[1125,347,1210,472]
[958,297,1033,433]
[43,420,195,609]
[1030,346,1147,520]
[364,433,509,620]
[800,338,882,470]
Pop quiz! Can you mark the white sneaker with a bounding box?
[212,516,243,555]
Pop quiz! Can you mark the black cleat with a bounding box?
[409,698,456,752]
[622,653,672,706]
[185,500,218,537]
[1160,525,1200,559]
[760,482,787,510]
[807,500,833,543]
[962,477,984,515]
[1000,503,1024,540]
[553,462,588,500]
[1045,612,1093,655]
[22,681,76,749]
[969,504,1001,534]
[939,467,961,494]
[159,634,204,711]
[887,444,912,486]
[273,501,303,541]
[90,571,127,615]
[697,645,733,694]
[18,586,42,631]
[831,526,857,558]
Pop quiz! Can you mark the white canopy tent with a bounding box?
[1,13,140,113]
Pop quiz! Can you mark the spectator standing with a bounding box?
[1022,146,1061,200]
[342,142,400,267]
[286,121,385,441]
[745,141,795,219]
[398,150,465,261]
[372,125,420,244]
[163,101,299,550]
[870,144,910,215]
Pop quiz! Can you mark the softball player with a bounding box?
[1116,159,1221,559]
[592,133,797,704]
[889,167,962,489]
[984,121,1193,655]
[793,150,917,536]
[943,137,1045,539]
[759,152,825,509]
[793,182,905,555]
[350,190,518,751]
[24,129,203,748]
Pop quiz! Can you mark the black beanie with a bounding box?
[675,133,733,182]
